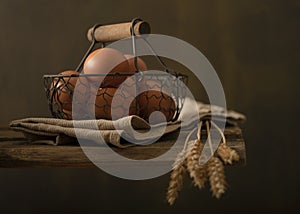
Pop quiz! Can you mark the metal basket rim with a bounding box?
[43,72,188,79]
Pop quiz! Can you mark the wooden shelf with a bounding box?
[0,126,246,168]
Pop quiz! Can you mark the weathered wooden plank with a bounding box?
[0,126,246,168]
[0,129,26,141]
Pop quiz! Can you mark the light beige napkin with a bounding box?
[9,101,246,147]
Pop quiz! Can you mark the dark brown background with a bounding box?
[0,0,299,213]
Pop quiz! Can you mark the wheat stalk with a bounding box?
[207,156,227,199]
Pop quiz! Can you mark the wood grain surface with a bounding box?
[0,126,246,168]
[87,21,151,43]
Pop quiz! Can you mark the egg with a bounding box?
[83,49,101,68]
[137,80,176,123]
[51,70,90,119]
[124,54,147,72]
[61,109,72,120]
[83,48,131,87]
[89,87,138,120]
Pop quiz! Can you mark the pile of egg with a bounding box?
[51,48,175,123]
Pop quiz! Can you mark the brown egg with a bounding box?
[61,109,72,120]
[51,70,90,119]
[89,87,138,120]
[138,80,176,123]
[124,54,147,72]
[83,48,131,87]
[84,49,101,68]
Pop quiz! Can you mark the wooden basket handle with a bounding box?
[87,21,151,43]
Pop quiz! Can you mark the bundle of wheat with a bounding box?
[166,120,240,205]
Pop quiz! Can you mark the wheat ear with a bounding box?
[205,120,227,199]
[186,122,207,189]
[166,149,187,205]
[217,143,240,165]
[207,156,227,199]
[166,126,199,205]
[210,121,240,165]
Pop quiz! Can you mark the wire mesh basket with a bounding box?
[43,18,188,123]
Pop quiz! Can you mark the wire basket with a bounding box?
[43,18,188,123]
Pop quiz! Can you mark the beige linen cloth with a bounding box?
[9,100,246,147]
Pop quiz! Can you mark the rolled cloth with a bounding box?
[9,100,246,147]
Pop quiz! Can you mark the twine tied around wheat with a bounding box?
[166,120,240,205]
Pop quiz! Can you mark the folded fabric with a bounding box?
[10,116,181,147]
[9,101,246,147]
[179,99,246,126]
